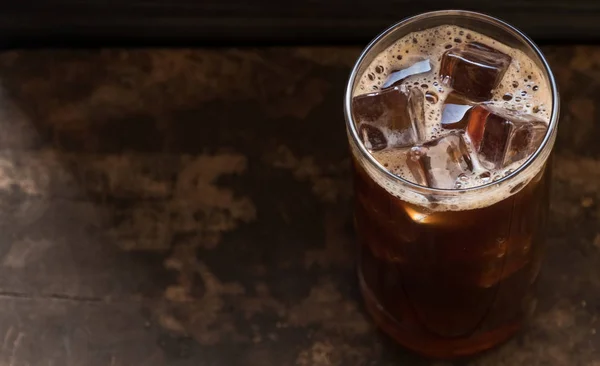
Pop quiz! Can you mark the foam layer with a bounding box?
[351,25,554,211]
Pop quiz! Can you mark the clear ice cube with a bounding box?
[382,59,432,89]
[439,42,512,101]
[407,87,426,142]
[505,121,547,164]
[352,86,426,149]
[465,106,548,169]
[358,123,387,151]
[406,133,474,189]
[441,92,476,130]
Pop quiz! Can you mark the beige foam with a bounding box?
[352,25,553,211]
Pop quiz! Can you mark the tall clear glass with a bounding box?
[344,10,559,359]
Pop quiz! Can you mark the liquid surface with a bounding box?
[351,25,552,199]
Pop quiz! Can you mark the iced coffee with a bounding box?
[345,11,558,359]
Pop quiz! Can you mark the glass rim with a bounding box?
[344,9,560,195]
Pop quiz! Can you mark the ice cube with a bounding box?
[352,88,400,125]
[439,42,512,101]
[407,87,426,142]
[405,146,428,187]
[441,92,476,130]
[406,133,474,189]
[505,118,547,164]
[352,86,425,148]
[382,59,432,89]
[358,123,387,151]
[465,106,548,169]
[465,106,490,150]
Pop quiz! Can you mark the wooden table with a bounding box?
[0,46,597,365]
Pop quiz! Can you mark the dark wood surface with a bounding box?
[0,45,597,365]
[0,1,599,45]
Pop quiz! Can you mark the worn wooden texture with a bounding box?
[0,2,599,45]
[0,46,597,365]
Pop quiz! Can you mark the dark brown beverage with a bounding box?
[344,12,559,359]
[354,159,550,358]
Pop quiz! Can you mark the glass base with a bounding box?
[359,271,522,359]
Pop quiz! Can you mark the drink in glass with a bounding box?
[344,10,559,359]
